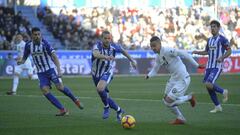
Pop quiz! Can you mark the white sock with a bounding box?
[172,95,191,106]
[170,106,185,121]
[31,74,38,80]
[12,75,19,93]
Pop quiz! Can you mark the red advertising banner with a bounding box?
[197,57,240,73]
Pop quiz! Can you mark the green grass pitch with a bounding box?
[0,74,240,135]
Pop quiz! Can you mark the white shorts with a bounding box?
[14,62,34,75]
[164,76,190,100]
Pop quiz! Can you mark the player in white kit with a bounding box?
[6,33,38,95]
[146,36,204,125]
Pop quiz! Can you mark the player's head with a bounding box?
[31,27,41,44]
[101,30,112,47]
[210,20,221,36]
[150,36,162,53]
[15,33,23,44]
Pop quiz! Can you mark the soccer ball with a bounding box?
[121,115,136,129]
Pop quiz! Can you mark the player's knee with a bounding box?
[41,87,50,94]
[56,84,64,91]
[205,82,213,90]
[97,86,105,92]
[163,97,174,107]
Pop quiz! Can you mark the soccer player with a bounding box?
[6,33,38,95]
[91,31,137,122]
[192,20,231,113]
[17,27,84,116]
[145,36,204,125]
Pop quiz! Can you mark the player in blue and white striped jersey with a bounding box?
[192,20,232,113]
[91,31,137,122]
[17,27,84,116]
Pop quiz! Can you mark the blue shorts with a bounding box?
[92,72,113,87]
[203,68,222,84]
[37,68,62,89]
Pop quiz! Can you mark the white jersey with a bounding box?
[148,47,199,80]
[16,40,31,66]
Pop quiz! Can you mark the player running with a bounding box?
[146,36,204,124]
[17,27,84,116]
[91,30,137,122]
[192,20,231,113]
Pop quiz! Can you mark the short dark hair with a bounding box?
[101,30,111,36]
[150,36,161,43]
[210,20,220,27]
[31,27,41,33]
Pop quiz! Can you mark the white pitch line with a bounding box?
[1,94,240,107]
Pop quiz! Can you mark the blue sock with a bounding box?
[108,97,119,111]
[44,92,64,110]
[213,84,224,94]
[207,90,220,106]
[98,90,109,107]
[61,86,77,102]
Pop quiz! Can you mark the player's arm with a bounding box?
[93,49,114,60]
[51,52,62,77]
[121,49,137,69]
[192,50,208,55]
[175,50,205,68]
[17,44,29,65]
[146,56,161,79]
[216,47,232,63]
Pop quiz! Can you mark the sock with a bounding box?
[98,90,109,107]
[207,89,220,106]
[169,106,185,120]
[172,95,191,106]
[213,84,224,94]
[60,86,77,102]
[44,92,64,110]
[108,97,119,111]
[12,75,19,93]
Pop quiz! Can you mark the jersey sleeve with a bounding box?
[113,44,124,53]
[43,39,55,55]
[175,49,199,67]
[221,37,230,50]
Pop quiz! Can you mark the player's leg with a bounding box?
[163,80,186,124]
[209,69,228,103]
[50,69,84,109]
[163,97,186,124]
[7,65,22,95]
[169,77,195,107]
[38,71,67,116]
[27,66,38,80]
[106,88,124,122]
[204,69,223,113]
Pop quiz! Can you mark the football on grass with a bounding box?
[121,115,136,129]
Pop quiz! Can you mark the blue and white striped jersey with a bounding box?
[23,39,56,73]
[205,34,230,69]
[91,41,123,78]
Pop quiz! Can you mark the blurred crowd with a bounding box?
[0,6,32,50]
[37,5,240,50]
[1,5,240,51]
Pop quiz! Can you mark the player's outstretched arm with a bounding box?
[192,50,208,55]
[121,49,137,69]
[51,52,62,77]
[176,50,201,68]
[147,56,161,79]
